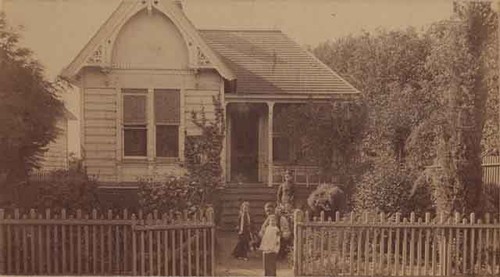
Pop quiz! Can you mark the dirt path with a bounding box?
[215,231,293,276]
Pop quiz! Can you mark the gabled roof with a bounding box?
[200,30,359,95]
[60,0,235,82]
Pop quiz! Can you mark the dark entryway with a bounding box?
[230,104,260,183]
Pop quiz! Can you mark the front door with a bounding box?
[230,107,259,183]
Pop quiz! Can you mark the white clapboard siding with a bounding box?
[84,88,117,182]
[86,119,116,128]
[38,119,69,171]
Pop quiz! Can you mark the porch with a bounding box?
[224,100,333,188]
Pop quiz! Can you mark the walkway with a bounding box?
[215,231,293,276]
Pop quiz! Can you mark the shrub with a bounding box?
[354,157,434,217]
[138,176,204,214]
[307,183,347,219]
[16,169,99,212]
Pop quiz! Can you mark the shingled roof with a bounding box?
[200,30,359,96]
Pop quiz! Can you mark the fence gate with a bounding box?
[293,210,500,277]
[0,208,216,276]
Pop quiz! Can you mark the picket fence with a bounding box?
[293,210,500,276]
[0,208,215,276]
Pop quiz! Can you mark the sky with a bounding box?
[2,0,454,155]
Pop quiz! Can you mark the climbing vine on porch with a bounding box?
[184,94,225,205]
[138,95,225,216]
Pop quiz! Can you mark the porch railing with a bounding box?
[272,165,333,187]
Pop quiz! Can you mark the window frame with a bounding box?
[121,88,182,161]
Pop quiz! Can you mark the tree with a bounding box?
[313,29,438,213]
[0,13,64,204]
[411,2,498,216]
[313,2,498,216]
[314,28,436,164]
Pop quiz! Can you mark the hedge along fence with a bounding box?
[0,208,215,276]
[293,210,500,276]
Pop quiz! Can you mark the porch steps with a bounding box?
[217,183,316,231]
[217,183,275,231]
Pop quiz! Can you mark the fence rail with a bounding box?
[293,210,500,276]
[0,208,215,276]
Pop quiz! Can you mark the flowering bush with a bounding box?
[307,183,347,219]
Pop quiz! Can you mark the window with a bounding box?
[154,89,180,157]
[123,90,147,156]
[122,88,180,158]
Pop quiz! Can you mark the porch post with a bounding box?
[225,103,231,184]
[267,102,274,187]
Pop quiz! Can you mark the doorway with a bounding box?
[229,104,260,183]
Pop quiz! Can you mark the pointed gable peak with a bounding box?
[61,0,234,82]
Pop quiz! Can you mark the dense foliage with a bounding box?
[313,2,498,216]
[20,169,99,212]
[274,100,368,197]
[0,13,64,205]
[354,156,434,217]
[138,176,202,214]
[314,28,435,164]
[184,95,225,203]
[409,2,498,216]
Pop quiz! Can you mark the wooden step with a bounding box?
[215,183,317,230]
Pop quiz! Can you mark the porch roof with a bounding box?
[200,29,359,96]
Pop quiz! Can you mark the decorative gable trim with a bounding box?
[60,0,235,82]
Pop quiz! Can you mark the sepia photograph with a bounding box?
[0,0,499,276]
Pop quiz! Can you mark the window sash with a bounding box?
[154,89,180,124]
[123,92,147,125]
[123,125,147,157]
[156,124,179,158]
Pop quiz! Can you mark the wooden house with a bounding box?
[60,0,359,197]
[35,107,77,172]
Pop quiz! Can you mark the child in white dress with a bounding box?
[260,215,280,276]
[259,215,280,253]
